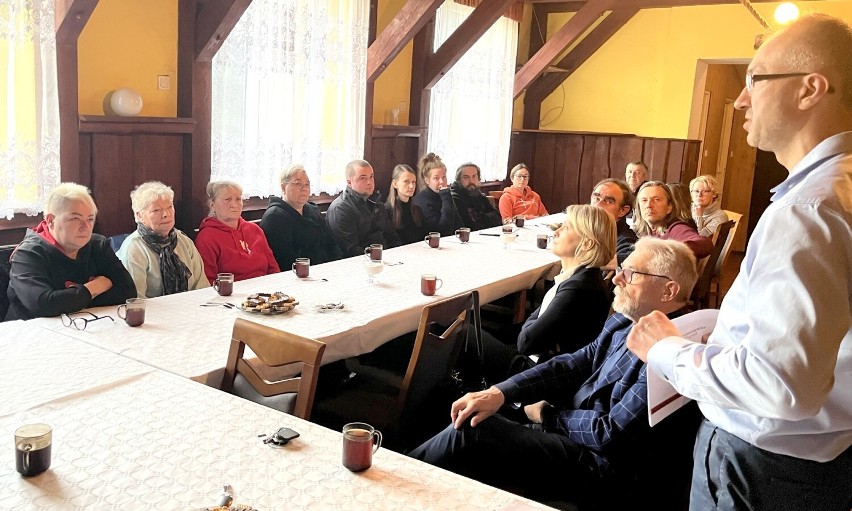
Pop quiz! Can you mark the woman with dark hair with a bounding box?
[385,164,427,245]
[412,153,463,236]
[499,163,548,223]
[117,181,208,297]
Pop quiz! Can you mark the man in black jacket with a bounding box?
[326,160,400,257]
[449,162,501,231]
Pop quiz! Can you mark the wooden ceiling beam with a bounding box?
[195,0,252,62]
[367,0,444,83]
[55,0,99,44]
[423,0,517,89]
[514,0,611,98]
[526,7,638,103]
[525,0,810,12]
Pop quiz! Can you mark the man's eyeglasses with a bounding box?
[615,266,671,284]
[287,181,311,190]
[61,312,114,330]
[745,72,834,93]
[591,192,618,206]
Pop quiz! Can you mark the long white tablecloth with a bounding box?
[27,216,563,382]
[0,349,555,510]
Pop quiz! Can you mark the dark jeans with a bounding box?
[407,413,599,501]
[690,419,852,511]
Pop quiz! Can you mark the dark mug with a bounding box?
[342,422,382,472]
[455,228,470,243]
[364,244,383,262]
[117,298,146,327]
[420,274,443,296]
[537,234,549,250]
[514,216,525,228]
[15,424,52,477]
[214,273,234,296]
[292,258,310,278]
[424,232,440,249]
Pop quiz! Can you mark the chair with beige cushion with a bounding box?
[220,318,326,420]
[709,210,743,308]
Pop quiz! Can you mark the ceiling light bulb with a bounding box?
[774,3,800,24]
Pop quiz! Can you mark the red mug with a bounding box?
[364,244,383,262]
[455,228,470,243]
[292,258,310,278]
[420,274,443,296]
[424,232,440,248]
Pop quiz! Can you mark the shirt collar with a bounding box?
[771,131,852,201]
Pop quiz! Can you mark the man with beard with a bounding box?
[326,159,401,257]
[408,238,698,506]
[449,162,501,231]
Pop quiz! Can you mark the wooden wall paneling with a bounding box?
[553,134,585,209]
[185,62,213,235]
[587,135,613,196]
[666,140,686,183]
[531,134,557,212]
[609,136,644,179]
[507,132,536,175]
[682,140,701,184]
[90,135,135,237]
[643,139,671,182]
[577,134,599,205]
[78,135,92,188]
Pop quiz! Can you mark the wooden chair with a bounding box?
[709,210,743,308]
[220,318,326,420]
[688,220,734,311]
[311,291,479,451]
[0,244,17,322]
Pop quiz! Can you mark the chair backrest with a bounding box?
[221,318,326,420]
[0,244,17,322]
[109,233,131,253]
[715,210,743,277]
[397,291,477,427]
[689,220,734,310]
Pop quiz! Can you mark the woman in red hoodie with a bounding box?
[498,163,549,223]
[195,181,280,283]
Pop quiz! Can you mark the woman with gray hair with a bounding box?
[195,180,279,283]
[259,164,342,270]
[6,182,136,320]
[117,181,208,297]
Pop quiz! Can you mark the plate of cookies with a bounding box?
[240,292,298,314]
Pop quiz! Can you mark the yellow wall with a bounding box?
[78,0,177,117]
[536,2,852,138]
[373,0,413,126]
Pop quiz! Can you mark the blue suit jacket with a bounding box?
[495,313,648,473]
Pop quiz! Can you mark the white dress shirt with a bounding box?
[648,131,852,462]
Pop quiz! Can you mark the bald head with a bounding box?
[763,14,852,109]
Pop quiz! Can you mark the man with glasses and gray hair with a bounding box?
[628,14,852,511]
[6,183,136,320]
[409,238,698,508]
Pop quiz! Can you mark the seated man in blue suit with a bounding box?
[408,237,698,505]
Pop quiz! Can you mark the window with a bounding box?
[428,2,518,182]
[0,0,61,219]
[211,0,369,198]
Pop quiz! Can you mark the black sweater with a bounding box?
[260,197,343,270]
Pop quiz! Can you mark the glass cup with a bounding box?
[292,257,310,278]
[214,273,234,296]
[117,297,146,327]
[514,216,525,228]
[455,227,470,243]
[420,274,443,296]
[424,232,440,249]
[501,224,515,234]
[364,244,383,262]
[342,422,382,472]
[537,234,549,250]
[15,423,52,477]
[500,232,518,250]
[363,259,384,284]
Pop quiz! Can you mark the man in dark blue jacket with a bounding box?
[408,238,698,504]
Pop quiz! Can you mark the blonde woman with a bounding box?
[195,181,279,283]
[411,153,462,236]
[690,175,729,237]
[499,163,548,223]
[481,204,617,379]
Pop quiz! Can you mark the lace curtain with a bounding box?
[211,0,369,198]
[0,0,61,219]
[428,2,518,182]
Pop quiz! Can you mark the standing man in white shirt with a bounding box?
[627,14,852,511]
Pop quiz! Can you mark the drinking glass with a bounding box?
[500,232,518,250]
[363,259,384,283]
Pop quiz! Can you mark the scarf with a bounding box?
[137,223,191,295]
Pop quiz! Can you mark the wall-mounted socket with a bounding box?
[157,75,171,91]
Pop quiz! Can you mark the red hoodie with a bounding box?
[498,186,548,221]
[195,217,280,283]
